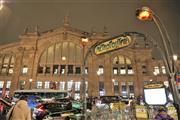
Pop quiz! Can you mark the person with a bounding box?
[0,102,4,115]
[6,95,31,120]
[154,107,174,120]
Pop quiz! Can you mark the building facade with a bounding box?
[0,22,179,99]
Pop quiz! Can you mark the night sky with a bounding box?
[0,0,179,55]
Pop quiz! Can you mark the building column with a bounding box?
[88,56,99,97]
[104,55,113,96]
[10,48,24,96]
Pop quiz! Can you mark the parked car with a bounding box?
[0,98,12,114]
[32,101,74,120]
[96,96,121,110]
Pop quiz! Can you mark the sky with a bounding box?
[0,0,179,55]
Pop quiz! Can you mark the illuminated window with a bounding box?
[60,65,66,74]
[53,65,59,74]
[161,66,166,74]
[0,55,15,75]
[113,67,118,75]
[154,66,160,75]
[112,55,133,75]
[22,65,28,74]
[59,82,65,90]
[97,65,104,75]
[6,81,11,88]
[44,81,50,89]
[0,81,4,89]
[99,81,105,96]
[128,82,134,97]
[127,65,134,74]
[121,82,127,97]
[74,81,81,100]
[75,81,81,91]
[120,66,126,74]
[36,81,42,89]
[38,42,83,76]
[67,80,73,91]
[85,67,88,74]
[113,80,119,95]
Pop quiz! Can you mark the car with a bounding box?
[32,101,74,120]
[0,98,12,114]
[96,96,121,110]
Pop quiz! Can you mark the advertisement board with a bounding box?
[144,83,168,105]
[135,105,148,119]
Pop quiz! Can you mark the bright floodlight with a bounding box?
[136,7,153,21]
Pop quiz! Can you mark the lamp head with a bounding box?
[136,7,153,21]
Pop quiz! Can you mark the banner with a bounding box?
[135,105,148,119]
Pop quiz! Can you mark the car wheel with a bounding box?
[42,115,53,120]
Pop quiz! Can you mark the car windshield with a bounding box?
[100,96,119,103]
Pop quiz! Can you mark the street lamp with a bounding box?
[81,35,89,120]
[136,6,180,116]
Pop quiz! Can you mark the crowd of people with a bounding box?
[0,95,178,120]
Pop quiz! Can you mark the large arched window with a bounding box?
[112,55,133,75]
[0,54,15,75]
[38,42,83,75]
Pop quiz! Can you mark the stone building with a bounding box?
[0,20,179,99]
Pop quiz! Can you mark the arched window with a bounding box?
[0,55,15,75]
[38,42,83,75]
[112,55,133,75]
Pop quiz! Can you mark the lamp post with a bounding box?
[81,36,89,120]
[136,6,180,116]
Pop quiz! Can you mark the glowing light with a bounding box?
[0,0,4,11]
[173,54,178,61]
[62,56,66,61]
[136,7,153,21]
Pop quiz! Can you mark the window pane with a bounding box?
[4,56,10,64]
[22,66,28,74]
[161,66,166,74]
[113,67,118,75]
[6,81,11,88]
[99,81,105,96]
[60,65,66,74]
[53,65,59,74]
[75,81,81,91]
[47,46,54,63]
[38,66,44,74]
[120,66,126,74]
[114,81,119,95]
[68,65,73,74]
[75,67,81,74]
[59,82,65,90]
[119,55,125,64]
[54,43,62,63]
[44,81,50,89]
[0,81,4,88]
[45,66,51,74]
[36,81,42,89]
[154,66,160,74]
[69,42,75,63]
[67,81,73,90]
